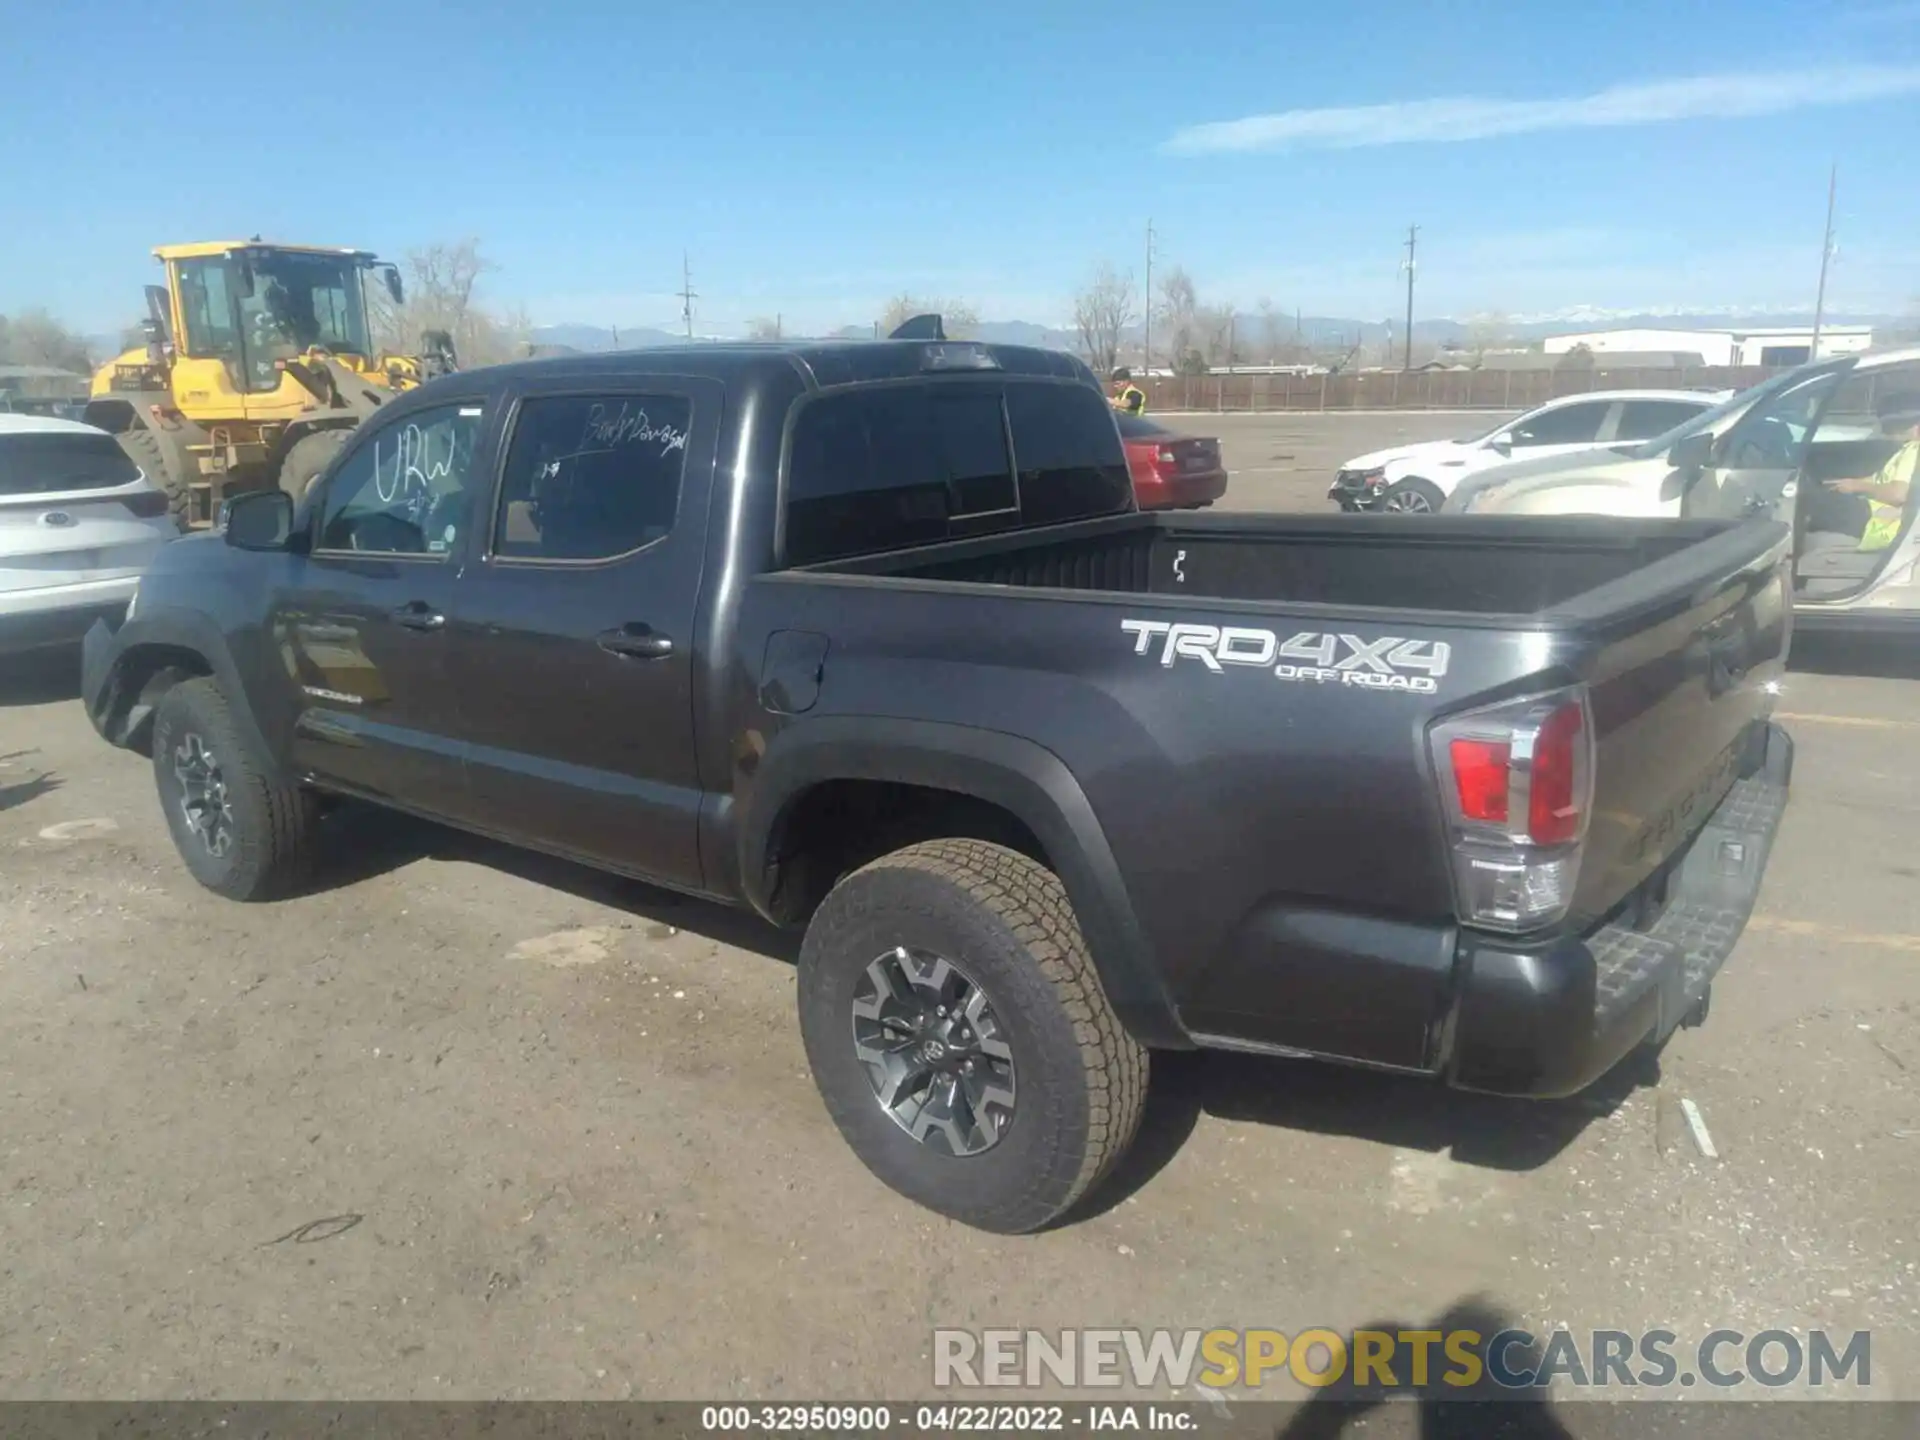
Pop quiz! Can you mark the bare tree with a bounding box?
[746,316,783,341]
[0,309,93,374]
[1157,267,1200,371]
[1463,311,1512,363]
[1071,263,1134,374]
[367,238,529,367]
[1195,303,1239,368]
[878,294,979,338]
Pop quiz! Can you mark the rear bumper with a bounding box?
[0,591,132,659]
[1446,721,1793,1097]
[1136,469,1229,510]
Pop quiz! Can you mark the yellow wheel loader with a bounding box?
[84,241,457,527]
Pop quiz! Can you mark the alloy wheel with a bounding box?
[850,946,1017,1156]
[173,732,234,858]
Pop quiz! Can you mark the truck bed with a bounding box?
[815,510,1751,620]
[761,508,1792,1090]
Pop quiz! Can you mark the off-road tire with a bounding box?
[797,838,1148,1233]
[1382,476,1447,514]
[278,428,351,501]
[151,677,319,901]
[117,425,188,527]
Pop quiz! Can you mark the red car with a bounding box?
[1116,412,1228,510]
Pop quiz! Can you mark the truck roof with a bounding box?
[466,338,1099,394]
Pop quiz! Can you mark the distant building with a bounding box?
[1542,325,1873,367]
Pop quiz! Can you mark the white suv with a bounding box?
[1328,388,1729,514]
[1,414,179,660]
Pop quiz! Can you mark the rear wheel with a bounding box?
[797,838,1148,1233]
[278,429,352,501]
[1382,477,1446,514]
[151,678,319,900]
[116,425,188,527]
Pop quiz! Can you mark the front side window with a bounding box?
[1510,401,1608,447]
[175,257,241,361]
[493,393,692,561]
[317,403,486,556]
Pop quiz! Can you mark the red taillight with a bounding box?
[1527,702,1586,845]
[1429,687,1593,933]
[123,489,171,519]
[1449,738,1512,823]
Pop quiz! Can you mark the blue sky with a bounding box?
[2,0,1916,335]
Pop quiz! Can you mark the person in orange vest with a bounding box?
[1109,367,1146,417]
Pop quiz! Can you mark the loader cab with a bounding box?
[161,243,388,397]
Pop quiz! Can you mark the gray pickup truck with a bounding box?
[83,337,1795,1232]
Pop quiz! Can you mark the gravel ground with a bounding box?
[2,413,1915,1410]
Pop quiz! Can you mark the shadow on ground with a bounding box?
[311,803,799,964]
[0,650,83,707]
[311,804,1629,1224]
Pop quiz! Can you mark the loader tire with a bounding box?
[117,425,188,528]
[278,429,351,501]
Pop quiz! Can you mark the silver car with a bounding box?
[1453,346,1920,638]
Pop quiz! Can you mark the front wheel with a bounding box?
[151,678,319,900]
[277,429,351,502]
[1381,477,1446,514]
[797,839,1148,1233]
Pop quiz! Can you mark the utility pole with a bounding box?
[1402,223,1419,371]
[1811,164,1837,360]
[680,253,697,339]
[1143,218,1156,372]
[775,312,783,340]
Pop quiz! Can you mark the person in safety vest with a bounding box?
[1109,367,1146,417]
[1823,389,1920,553]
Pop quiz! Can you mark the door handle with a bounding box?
[597,623,673,660]
[390,602,445,632]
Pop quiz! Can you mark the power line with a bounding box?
[1402,224,1419,372]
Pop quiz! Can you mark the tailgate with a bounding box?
[1560,520,1792,928]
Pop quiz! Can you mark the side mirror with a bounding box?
[1489,432,1513,456]
[1669,430,1714,472]
[224,489,295,551]
[382,265,405,305]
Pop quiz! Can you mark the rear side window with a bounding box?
[493,394,692,561]
[784,380,1130,564]
[1615,399,1707,441]
[0,432,142,495]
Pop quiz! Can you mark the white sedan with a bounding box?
[1327,388,1730,514]
[1,413,179,661]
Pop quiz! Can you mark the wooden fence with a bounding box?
[1140,366,1778,413]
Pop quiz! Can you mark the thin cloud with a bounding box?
[1163,65,1920,155]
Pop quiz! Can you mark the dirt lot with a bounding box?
[3,413,1917,1406]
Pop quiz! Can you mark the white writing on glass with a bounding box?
[373,421,463,506]
[580,401,688,456]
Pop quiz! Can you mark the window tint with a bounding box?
[785,380,1130,565]
[493,394,691,560]
[1615,400,1707,441]
[786,383,1013,564]
[1510,401,1608,446]
[1005,383,1133,524]
[0,432,142,495]
[176,257,240,359]
[318,403,485,556]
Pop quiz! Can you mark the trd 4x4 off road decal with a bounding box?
[1121,620,1451,695]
